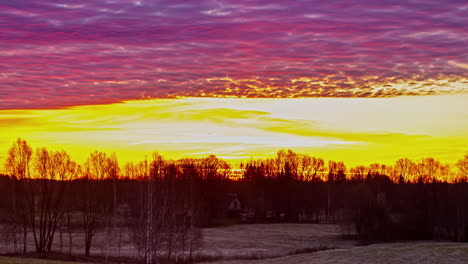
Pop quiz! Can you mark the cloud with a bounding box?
[1,96,467,166]
[449,60,468,69]
[0,0,467,108]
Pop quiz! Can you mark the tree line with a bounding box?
[1,138,468,263]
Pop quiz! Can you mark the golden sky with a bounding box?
[1,94,467,167]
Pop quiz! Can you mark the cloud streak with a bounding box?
[1,0,467,108]
[1,96,467,166]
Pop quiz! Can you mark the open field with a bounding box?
[200,224,355,260]
[201,242,468,264]
[0,223,354,259]
[2,241,468,264]
[0,256,85,264]
[2,224,468,263]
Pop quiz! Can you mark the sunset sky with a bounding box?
[1,0,467,167]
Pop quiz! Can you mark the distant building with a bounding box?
[225,194,242,218]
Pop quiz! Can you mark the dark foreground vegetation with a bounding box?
[1,138,467,263]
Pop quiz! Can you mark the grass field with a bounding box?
[200,242,468,264]
[2,224,468,263]
[0,223,353,259]
[0,223,354,262]
[199,223,355,260]
[0,256,85,264]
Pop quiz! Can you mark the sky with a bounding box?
[1,95,467,167]
[1,0,467,167]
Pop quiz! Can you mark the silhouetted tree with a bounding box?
[80,151,113,256]
[3,137,468,260]
[27,148,77,253]
[5,138,32,254]
[456,153,468,180]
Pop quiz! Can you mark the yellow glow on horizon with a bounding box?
[1,94,467,168]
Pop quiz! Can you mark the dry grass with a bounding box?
[0,256,85,264]
[199,241,468,264]
[3,223,468,264]
[197,223,355,260]
[0,223,353,260]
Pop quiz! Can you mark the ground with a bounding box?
[2,224,468,263]
[199,223,355,260]
[0,256,83,264]
[200,242,468,264]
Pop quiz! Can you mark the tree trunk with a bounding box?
[326,183,331,224]
[60,222,63,253]
[146,180,153,264]
[22,215,27,254]
[68,212,72,255]
[118,223,123,256]
[105,217,109,263]
[12,181,18,253]
[113,177,118,256]
[85,234,91,256]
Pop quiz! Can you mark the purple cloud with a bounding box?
[0,0,467,108]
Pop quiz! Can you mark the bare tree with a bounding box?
[178,158,203,262]
[412,158,447,183]
[275,149,299,180]
[350,165,367,182]
[297,154,324,182]
[130,153,170,264]
[328,161,346,182]
[395,158,414,182]
[105,153,120,261]
[310,156,325,182]
[5,138,32,254]
[81,151,112,256]
[326,160,346,223]
[199,154,230,180]
[27,148,77,253]
[456,153,468,180]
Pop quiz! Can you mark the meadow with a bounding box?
[200,241,468,264]
[0,223,353,260]
[199,223,355,260]
[2,223,467,263]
